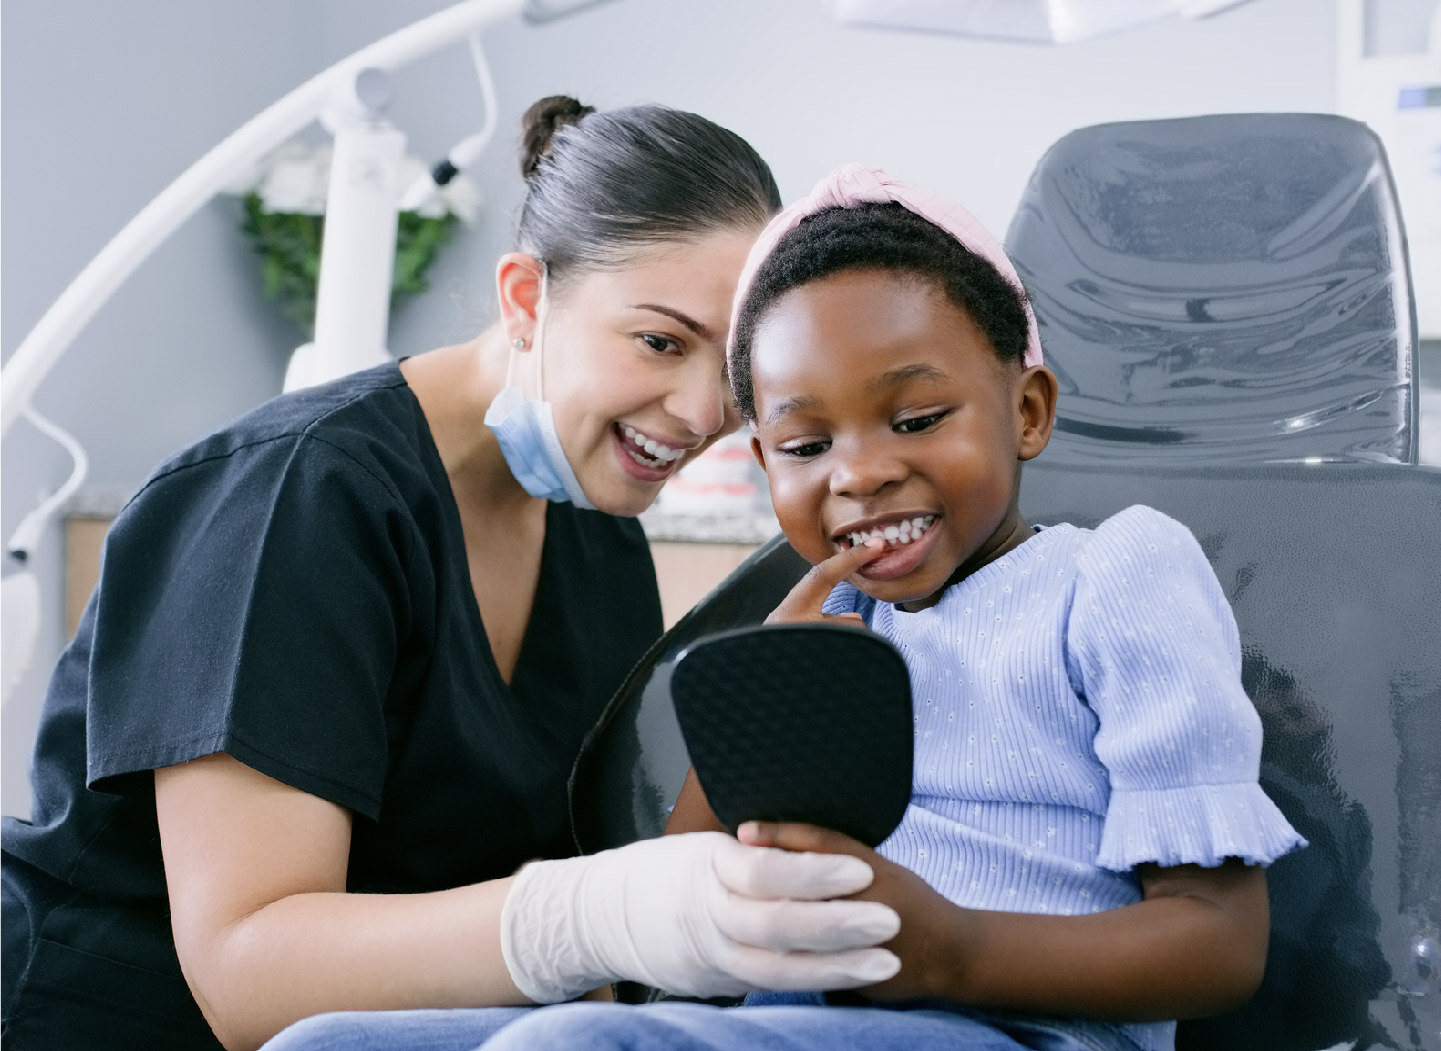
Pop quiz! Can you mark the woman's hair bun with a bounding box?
[520,95,596,179]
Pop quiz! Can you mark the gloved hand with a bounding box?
[500,831,902,1003]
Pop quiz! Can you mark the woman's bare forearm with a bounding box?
[156,754,531,1051]
[191,880,526,1050]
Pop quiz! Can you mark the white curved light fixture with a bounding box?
[0,0,534,438]
[0,0,621,709]
[829,0,1259,45]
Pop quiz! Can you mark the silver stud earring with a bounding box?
[512,337,527,350]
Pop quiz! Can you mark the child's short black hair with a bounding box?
[730,202,1031,422]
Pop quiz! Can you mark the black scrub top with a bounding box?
[1,362,663,1049]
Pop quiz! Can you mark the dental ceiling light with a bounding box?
[829,0,1259,44]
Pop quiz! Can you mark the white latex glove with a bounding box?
[500,831,902,1003]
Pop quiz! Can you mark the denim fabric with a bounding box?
[262,1007,535,1051]
[261,1000,1131,1051]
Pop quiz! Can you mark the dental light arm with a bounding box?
[0,0,532,439]
[0,0,622,710]
[2,408,88,708]
[400,32,500,212]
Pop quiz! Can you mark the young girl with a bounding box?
[444,166,1307,1051]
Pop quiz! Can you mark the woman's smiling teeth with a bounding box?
[842,515,937,550]
[619,423,685,467]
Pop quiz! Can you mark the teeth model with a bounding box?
[847,515,936,548]
[620,424,685,465]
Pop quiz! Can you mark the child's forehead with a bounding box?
[764,264,938,319]
[750,272,1005,409]
[754,269,987,359]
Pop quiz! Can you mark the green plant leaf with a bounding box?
[238,192,466,337]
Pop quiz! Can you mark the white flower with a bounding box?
[234,138,480,222]
[399,155,482,222]
[438,174,481,223]
[256,144,331,215]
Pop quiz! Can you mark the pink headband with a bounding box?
[727,164,1043,372]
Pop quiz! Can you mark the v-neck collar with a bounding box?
[400,367,555,697]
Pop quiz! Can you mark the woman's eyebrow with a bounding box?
[629,303,714,341]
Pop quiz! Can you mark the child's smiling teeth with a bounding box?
[844,515,936,549]
[619,423,685,467]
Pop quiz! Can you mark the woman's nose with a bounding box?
[829,440,907,497]
[666,362,731,438]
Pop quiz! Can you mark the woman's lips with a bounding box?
[612,423,686,482]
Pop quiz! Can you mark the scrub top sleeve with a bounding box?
[1067,505,1305,872]
[85,435,419,820]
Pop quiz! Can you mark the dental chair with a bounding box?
[568,115,1441,1048]
[1006,112,1418,466]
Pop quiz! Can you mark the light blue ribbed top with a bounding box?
[823,504,1305,1051]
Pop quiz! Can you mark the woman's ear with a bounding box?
[495,253,546,347]
[1016,365,1058,462]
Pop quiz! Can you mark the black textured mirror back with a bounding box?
[670,623,913,849]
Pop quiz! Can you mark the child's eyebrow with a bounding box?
[871,363,949,391]
[762,363,950,426]
[764,394,820,426]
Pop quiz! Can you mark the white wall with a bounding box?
[1,0,1340,817]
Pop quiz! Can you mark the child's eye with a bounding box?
[778,438,830,458]
[639,333,681,354]
[894,411,948,434]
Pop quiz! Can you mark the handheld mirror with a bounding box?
[669,623,913,849]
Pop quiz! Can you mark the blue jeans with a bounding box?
[262,996,1135,1051]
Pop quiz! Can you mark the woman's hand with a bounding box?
[737,821,964,1002]
[500,831,902,1003]
[765,539,883,625]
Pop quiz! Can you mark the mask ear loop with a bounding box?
[503,344,518,389]
[534,262,550,403]
[501,259,547,397]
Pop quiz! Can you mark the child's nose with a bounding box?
[829,442,907,497]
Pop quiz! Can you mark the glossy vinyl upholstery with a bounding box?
[1004,114,1418,465]
[570,459,1441,1048]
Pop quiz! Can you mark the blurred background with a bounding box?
[3,0,1438,818]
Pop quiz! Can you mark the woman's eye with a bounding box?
[895,412,947,434]
[778,439,830,458]
[639,333,681,354]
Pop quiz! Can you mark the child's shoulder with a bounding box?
[1012,505,1198,571]
[1075,504,1213,580]
[1086,504,1201,549]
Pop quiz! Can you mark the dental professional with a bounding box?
[0,97,902,1051]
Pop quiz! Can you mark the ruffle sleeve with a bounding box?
[1098,781,1305,869]
[1067,505,1307,871]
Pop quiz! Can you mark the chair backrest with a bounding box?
[1005,113,1419,465]
[570,458,1441,1049]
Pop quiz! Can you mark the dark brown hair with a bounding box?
[514,95,781,287]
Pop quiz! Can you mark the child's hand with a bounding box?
[737,820,967,1002]
[766,540,885,625]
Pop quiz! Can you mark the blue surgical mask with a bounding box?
[484,274,597,510]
